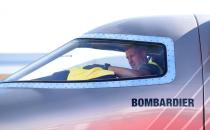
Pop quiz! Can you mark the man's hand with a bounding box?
[84,63,110,70]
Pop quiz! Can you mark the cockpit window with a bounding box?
[3,34,175,88]
[10,39,166,81]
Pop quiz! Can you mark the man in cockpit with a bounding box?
[37,45,162,81]
[101,45,162,78]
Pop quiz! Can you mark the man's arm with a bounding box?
[108,66,151,78]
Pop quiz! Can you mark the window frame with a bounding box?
[1,33,175,89]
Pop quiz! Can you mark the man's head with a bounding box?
[125,46,147,70]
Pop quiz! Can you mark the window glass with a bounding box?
[18,39,167,81]
[21,48,127,80]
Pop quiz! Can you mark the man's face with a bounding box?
[126,47,146,70]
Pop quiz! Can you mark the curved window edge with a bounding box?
[0,33,175,89]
